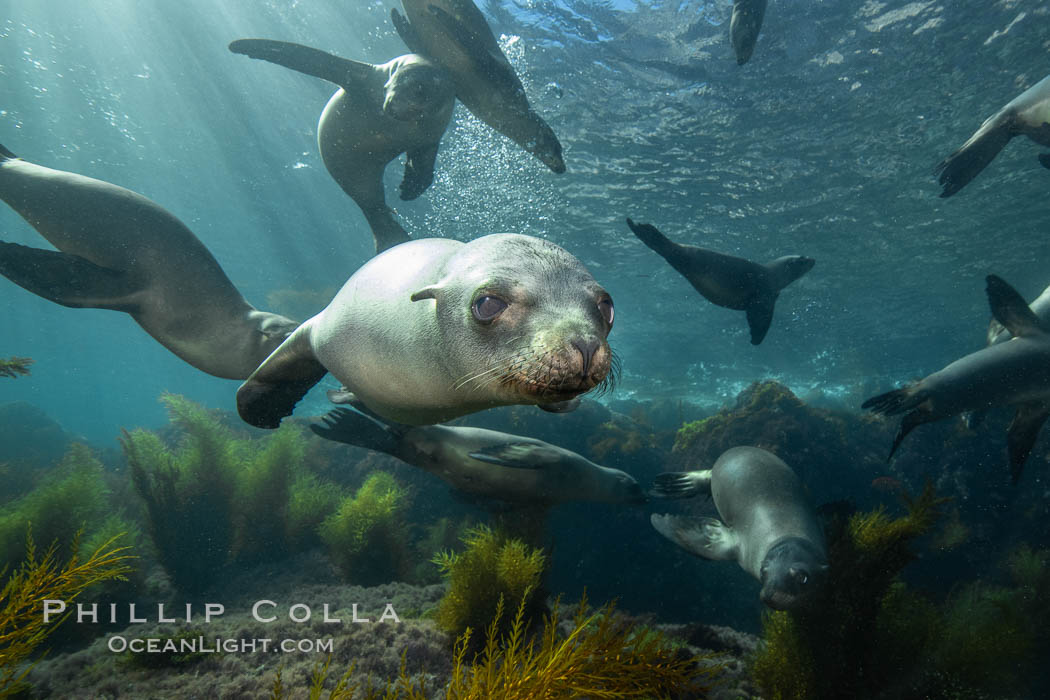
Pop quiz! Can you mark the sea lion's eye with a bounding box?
[598,297,614,327]
[473,295,508,322]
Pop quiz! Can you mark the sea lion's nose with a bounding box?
[573,338,600,376]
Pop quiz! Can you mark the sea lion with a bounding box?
[229,40,456,253]
[988,282,1050,345]
[730,0,768,65]
[0,145,298,380]
[391,0,565,173]
[236,233,616,429]
[310,404,645,506]
[625,218,814,345]
[935,73,1050,197]
[863,275,1050,483]
[649,446,828,611]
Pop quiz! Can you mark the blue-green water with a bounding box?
[2,1,1050,696]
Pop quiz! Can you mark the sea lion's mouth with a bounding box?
[505,343,617,401]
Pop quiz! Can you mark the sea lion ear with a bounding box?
[410,285,442,302]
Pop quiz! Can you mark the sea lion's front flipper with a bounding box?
[986,275,1050,337]
[391,9,426,55]
[426,4,513,82]
[400,143,440,201]
[648,470,712,499]
[625,218,678,258]
[934,111,1014,197]
[0,242,141,311]
[1006,402,1050,484]
[229,39,374,91]
[745,293,776,345]
[236,323,328,429]
[650,514,739,561]
[468,442,563,469]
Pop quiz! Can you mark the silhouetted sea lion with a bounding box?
[863,275,1050,483]
[935,73,1050,197]
[650,446,828,611]
[730,0,768,65]
[230,40,456,253]
[236,233,616,429]
[311,405,645,506]
[0,145,298,379]
[391,0,565,173]
[625,218,814,345]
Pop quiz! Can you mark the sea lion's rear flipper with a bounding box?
[309,407,403,455]
[650,514,739,561]
[1039,153,1050,169]
[648,470,712,499]
[986,275,1050,337]
[0,242,141,311]
[468,442,563,469]
[1006,402,1050,484]
[888,409,927,460]
[400,143,440,201]
[745,293,776,345]
[228,39,374,91]
[391,9,426,55]
[425,4,512,83]
[236,323,328,429]
[934,111,1014,198]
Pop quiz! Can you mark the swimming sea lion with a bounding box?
[730,0,768,65]
[310,404,645,506]
[863,275,1050,483]
[649,446,828,611]
[625,218,814,345]
[230,40,456,253]
[0,145,298,379]
[935,73,1050,197]
[391,0,565,173]
[236,233,616,429]
[988,282,1050,345]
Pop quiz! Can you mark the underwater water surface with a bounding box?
[2,1,1050,698]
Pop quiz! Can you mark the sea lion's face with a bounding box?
[383,58,454,121]
[427,234,615,407]
[524,119,566,174]
[758,538,828,611]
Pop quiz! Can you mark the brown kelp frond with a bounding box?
[0,357,32,379]
[444,592,715,699]
[0,530,134,697]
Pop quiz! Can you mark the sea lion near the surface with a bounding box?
[625,218,814,345]
[229,39,456,253]
[730,0,768,65]
[649,446,828,611]
[391,0,565,173]
[310,404,646,506]
[236,233,616,429]
[0,145,298,380]
[935,73,1050,197]
[863,275,1050,484]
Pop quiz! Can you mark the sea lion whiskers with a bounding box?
[450,337,531,392]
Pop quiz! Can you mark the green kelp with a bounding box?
[431,525,546,648]
[122,394,321,595]
[319,472,411,586]
[0,531,133,697]
[0,358,32,379]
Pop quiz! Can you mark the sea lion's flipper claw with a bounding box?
[400,143,439,201]
[745,294,776,345]
[1006,402,1050,484]
[650,514,738,561]
[391,9,425,55]
[236,324,328,429]
[309,406,401,453]
[986,275,1050,337]
[469,442,561,469]
[0,242,140,311]
[228,39,373,91]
